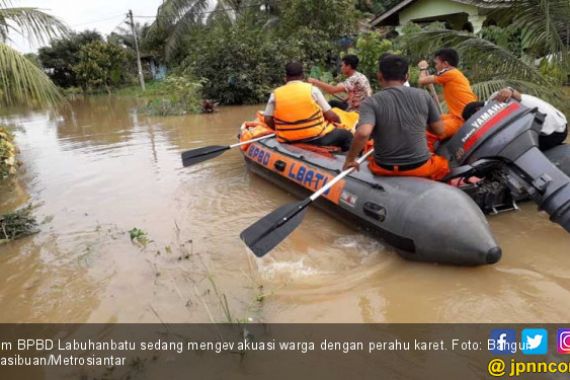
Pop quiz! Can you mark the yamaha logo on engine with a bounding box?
[461,103,508,144]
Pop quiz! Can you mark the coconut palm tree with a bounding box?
[147,0,271,59]
[0,1,68,107]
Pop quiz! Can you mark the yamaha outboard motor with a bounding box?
[438,100,570,232]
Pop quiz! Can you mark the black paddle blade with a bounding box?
[181,145,229,167]
[240,199,311,257]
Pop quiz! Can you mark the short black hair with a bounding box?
[434,48,459,67]
[378,52,394,62]
[342,55,359,70]
[285,61,304,78]
[379,54,409,81]
[462,101,485,121]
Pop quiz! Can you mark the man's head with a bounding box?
[434,48,459,72]
[378,54,409,86]
[341,55,359,75]
[285,61,304,81]
[462,101,485,121]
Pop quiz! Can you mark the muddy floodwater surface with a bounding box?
[0,96,569,323]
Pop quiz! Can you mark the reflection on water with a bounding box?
[0,95,569,323]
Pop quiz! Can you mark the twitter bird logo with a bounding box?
[526,335,542,349]
[522,329,548,355]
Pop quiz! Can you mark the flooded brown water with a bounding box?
[0,96,569,323]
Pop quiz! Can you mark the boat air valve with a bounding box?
[274,160,286,172]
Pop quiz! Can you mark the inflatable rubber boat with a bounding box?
[239,101,570,266]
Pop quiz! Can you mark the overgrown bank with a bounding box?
[0,127,16,178]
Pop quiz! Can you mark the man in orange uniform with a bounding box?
[417,48,477,140]
[264,62,353,151]
[343,55,449,180]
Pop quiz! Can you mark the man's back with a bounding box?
[359,86,440,165]
[519,94,567,135]
[435,68,477,118]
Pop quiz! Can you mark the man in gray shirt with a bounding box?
[343,55,449,180]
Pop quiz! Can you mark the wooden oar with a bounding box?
[240,149,374,257]
[428,84,443,114]
[181,133,275,167]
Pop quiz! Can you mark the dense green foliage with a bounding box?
[28,0,570,110]
[183,20,297,104]
[73,41,130,93]
[353,32,394,90]
[38,31,103,88]
[479,25,523,57]
[147,0,360,105]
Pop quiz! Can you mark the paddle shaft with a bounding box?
[181,133,276,167]
[428,84,443,114]
[229,133,275,149]
[310,149,374,202]
[240,149,375,256]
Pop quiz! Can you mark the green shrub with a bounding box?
[184,22,297,105]
[73,41,130,92]
[140,75,202,116]
[354,32,394,90]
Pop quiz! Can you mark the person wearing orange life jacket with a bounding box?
[264,61,353,152]
[417,48,477,140]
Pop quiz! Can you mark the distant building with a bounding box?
[370,0,499,34]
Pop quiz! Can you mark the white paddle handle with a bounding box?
[229,133,275,148]
[310,149,374,201]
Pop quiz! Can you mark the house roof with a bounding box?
[370,0,500,27]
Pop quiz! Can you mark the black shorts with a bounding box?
[539,127,568,151]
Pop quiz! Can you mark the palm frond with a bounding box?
[400,29,475,59]
[164,11,204,59]
[0,43,63,107]
[147,0,210,58]
[0,7,68,44]
[486,0,570,61]
[402,29,547,83]
[455,37,545,83]
[155,0,210,29]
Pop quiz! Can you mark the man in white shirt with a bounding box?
[462,88,568,151]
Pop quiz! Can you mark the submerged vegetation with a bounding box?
[0,205,38,244]
[139,76,203,116]
[129,227,150,246]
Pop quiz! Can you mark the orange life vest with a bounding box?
[273,82,334,143]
